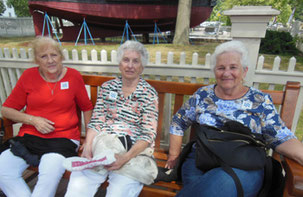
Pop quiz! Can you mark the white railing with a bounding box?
[1,48,303,145]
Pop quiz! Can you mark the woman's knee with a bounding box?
[107,173,143,197]
[181,156,204,186]
[65,170,106,197]
[0,149,28,177]
[39,153,66,176]
[200,168,263,196]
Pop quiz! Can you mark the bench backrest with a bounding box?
[1,75,300,197]
[2,75,300,150]
[82,75,301,152]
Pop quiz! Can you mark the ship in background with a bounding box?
[28,0,216,41]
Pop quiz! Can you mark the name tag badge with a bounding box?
[109,91,118,100]
[61,82,69,90]
[241,100,252,110]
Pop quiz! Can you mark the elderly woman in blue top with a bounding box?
[166,40,303,197]
[64,40,158,197]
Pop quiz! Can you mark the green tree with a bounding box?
[0,0,6,16]
[6,0,30,17]
[210,0,292,25]
[288,0,303,21]
[260,30,299,55]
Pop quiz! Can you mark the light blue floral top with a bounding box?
[170,84,296,149]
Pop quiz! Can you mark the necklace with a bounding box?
[46,81,59,95]
[40,70,62,95]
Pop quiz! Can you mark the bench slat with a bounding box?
[156,92,165,149]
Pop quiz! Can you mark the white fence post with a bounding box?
[224,6,280,87]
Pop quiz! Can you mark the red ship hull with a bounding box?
[29,0,214,41]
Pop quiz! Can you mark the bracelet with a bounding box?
[29,115,33,123]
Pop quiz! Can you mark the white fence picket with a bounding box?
[20,48,27,59]
[101,50,107,63]
[111,50,117,64]
[192,53,198,66]
[167,52,173,65]
[0,48,3,59]
[91,49,98,62]
[288,57,296,72]
[155,51,161,65]
[180,52,186,65]
[63,49,69,61]
[81,50,88,62]
[72,49,78,61]
[273,56,281,71]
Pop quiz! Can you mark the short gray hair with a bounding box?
[117,40,148,67]
[211,40,249,70]
[31,36,64,63]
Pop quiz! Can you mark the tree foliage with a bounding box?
[6,0,30,17]
[260,30,300,55]
[289,0,303,21]
[209,0,294,25]
[0,0,6,16]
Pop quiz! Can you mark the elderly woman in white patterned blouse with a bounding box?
[64,40,159,197]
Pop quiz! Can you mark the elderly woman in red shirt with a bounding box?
[0,36,93,197]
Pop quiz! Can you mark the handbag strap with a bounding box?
[195,124,244,197]
[257,157,272,197]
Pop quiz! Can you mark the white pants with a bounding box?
[65,169,143,197]
[0,149,66,197]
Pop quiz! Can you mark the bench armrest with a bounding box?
[0,117,15,141]
[283,156,303,196]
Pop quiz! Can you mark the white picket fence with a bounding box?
[1,47,303,146]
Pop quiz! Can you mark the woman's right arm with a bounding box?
[165,93,199,169]
[81,128,98,159]
[1,106,55,134]
[165,134,183,169]
[1,106,33,125]
[80,85,108,159]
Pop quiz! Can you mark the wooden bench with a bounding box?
[1,75,303,197]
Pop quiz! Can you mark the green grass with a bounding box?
[1,36,303,67]
[1,36,303,140]
[296,111,303,141]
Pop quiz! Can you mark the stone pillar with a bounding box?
[223,6,280,86]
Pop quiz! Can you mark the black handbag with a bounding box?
[155,121,284,197]
[194,121,268,171]
[193,121,279,197]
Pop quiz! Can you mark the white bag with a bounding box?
[92,133,158,185]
